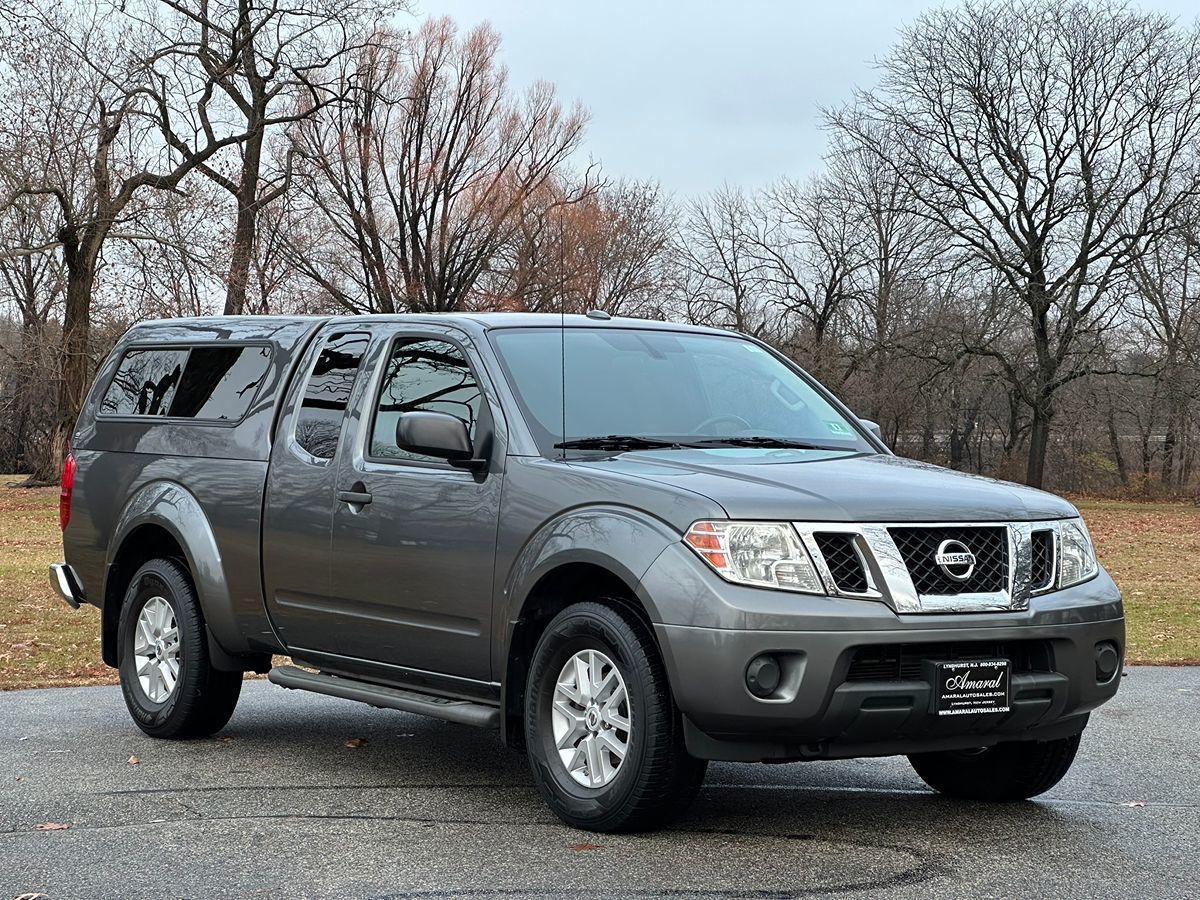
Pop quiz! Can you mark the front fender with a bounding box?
[501,505,682,634]
[106,481,245,656]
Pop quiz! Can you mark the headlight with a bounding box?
[1058,518,1098,587]
[684,521,825,594]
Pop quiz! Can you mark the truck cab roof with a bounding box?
[129,312,734,342]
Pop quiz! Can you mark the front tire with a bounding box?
[117,558,242,739]
[524,601,706,833]
[908,733,1082,801]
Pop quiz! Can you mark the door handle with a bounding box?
[337,487,372,506]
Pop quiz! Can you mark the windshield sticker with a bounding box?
[825,420,852,436]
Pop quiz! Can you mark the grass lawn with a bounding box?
[1074,499,1200,665]
[0,479,108,690]
[0,482,1195,689]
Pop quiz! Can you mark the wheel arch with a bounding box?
[500,509,688,751]
[101,481,262,672]
[502,559,662,750]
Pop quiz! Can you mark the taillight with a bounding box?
[59,452,75,532]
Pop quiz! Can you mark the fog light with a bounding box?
[746,655,781,698]
[1095,641,1120,682]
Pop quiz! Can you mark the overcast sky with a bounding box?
[415,0,1200,198]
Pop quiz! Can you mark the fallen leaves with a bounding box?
[34,822,70,831]
[127,755,140,765]
[1121,800,1147,808]
[569,842,603,851]
[14,893,50,900]
[343,738,368,749]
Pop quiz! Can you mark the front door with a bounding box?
[328,327,503,682]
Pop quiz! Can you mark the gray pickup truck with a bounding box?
[51,313,1124,832]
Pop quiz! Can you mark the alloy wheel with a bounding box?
[551,649,631,788]
[132,596,181,703]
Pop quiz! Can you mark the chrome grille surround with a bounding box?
[795,520,1076,614]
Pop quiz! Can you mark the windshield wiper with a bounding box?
[554,435,689,451]
[696,436,840,450]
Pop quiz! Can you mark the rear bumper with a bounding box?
[49,562,86,610]
[644,546,1125,761]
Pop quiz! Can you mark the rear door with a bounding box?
[327,325,504,681]
[262,328,372,654]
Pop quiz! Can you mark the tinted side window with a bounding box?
[168,346,273,420]
[295,332,370,460]
[101,348,188,416]
[370,339,481,463]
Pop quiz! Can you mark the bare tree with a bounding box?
[830,0,1200,486]
[1127,196,1200,488]
[676,187,775,337]
[286,19,590,314]
[755,176,865,376]
[0,148,67,477]
[127,0,388,315]
[0,5,297,474]
[484,177,670,316]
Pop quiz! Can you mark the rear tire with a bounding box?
[524,601,706,832]
[117,558,242,739]
[908,733,1082,801]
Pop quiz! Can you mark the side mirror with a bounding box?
[859,418,885,445]
[395,412,484,470]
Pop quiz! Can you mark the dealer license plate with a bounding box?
[932,659,1011,716]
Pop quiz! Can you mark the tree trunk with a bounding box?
[223,197,257,315]
[1107,416,1129,485]
[1161,360,1183,488]
[1026,398,1052,488]
[1162,424,1177,486]
[223,129,264,316]
[40,258,95,483]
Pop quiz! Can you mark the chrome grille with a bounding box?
[814,532,869,593]
[888,526,1008,595]
[793,519,1066,613]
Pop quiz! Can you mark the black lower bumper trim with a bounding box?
[682,671,1082,762]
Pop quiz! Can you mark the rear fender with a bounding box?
[106,481,246,656]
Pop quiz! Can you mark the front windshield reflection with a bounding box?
[488,327,873,457]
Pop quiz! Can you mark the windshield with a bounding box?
[488,327,874,456]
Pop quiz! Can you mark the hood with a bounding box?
[571,449,1077,523]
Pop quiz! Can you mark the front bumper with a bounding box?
[641,544,1124,761]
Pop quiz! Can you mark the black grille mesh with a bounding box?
[889,526,1008,595]
[845,640,1054,682]
[1030,529,1055,590]
[814,533,869,593]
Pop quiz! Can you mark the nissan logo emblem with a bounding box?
[934,539,976,582]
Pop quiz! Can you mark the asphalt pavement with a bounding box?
[2,667,1197,899]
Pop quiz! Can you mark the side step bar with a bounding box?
[268,665,500,729]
